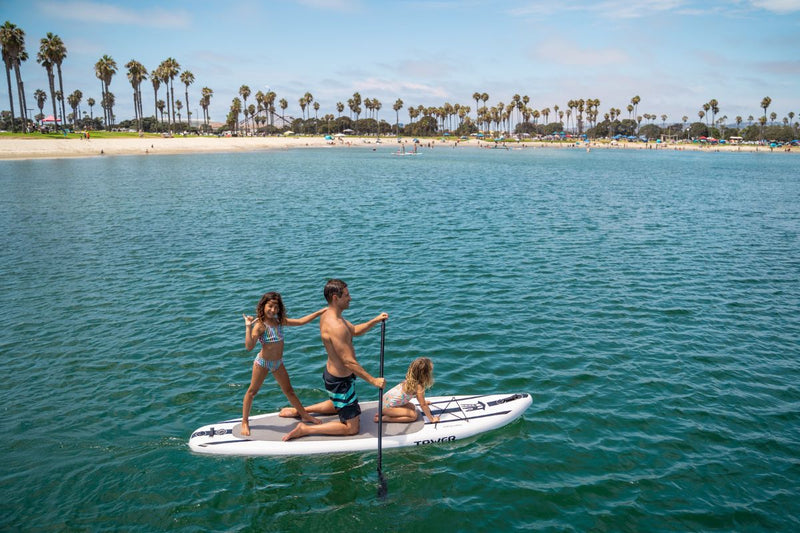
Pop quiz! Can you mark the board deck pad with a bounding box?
[232,403,425,441]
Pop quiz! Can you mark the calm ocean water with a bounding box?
[1,145,799,532]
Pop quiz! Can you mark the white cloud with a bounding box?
[293,0,361,12]
[357,78,449,99]
[511,0,690,19]
[35,0,192,29]
[748,0,800,12]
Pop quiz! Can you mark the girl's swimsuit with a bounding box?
[382,380,416,408]
[258,322,284,344]
[254,322,284,371]
[254,356,283,372]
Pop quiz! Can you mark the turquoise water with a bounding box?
[1,146,799,531]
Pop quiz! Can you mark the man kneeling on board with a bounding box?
[282,279,386,440]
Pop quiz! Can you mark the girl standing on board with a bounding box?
[242,292,325,436]
[375,357,440,423]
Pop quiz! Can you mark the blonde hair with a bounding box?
[403,357,434,394]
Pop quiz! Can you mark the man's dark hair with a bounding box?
[324,279,348,303]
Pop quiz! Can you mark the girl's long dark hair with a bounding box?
[256,292,286,325]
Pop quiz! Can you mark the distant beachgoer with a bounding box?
[283,279,387,441]
[241,292,326,436]
[375,357,439,423]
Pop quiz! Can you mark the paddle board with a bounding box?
[188,392,531,456]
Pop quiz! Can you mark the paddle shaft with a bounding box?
[377,319,387,497]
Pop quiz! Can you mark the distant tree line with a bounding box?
[3,20,798,142]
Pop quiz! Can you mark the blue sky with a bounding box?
[3,0,799,126]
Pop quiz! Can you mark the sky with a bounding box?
[2,0,799,127]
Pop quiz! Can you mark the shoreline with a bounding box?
[0,135,794,161]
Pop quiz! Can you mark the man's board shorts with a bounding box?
[323,368,361,423]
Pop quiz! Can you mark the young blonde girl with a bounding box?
[375,357,440,423]
[241,292,325,436]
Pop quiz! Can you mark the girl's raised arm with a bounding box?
[284,307,327,327]
[243,314,262,351]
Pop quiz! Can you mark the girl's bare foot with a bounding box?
[283,422,309,441]
[241,421,251,436]
[279,407,299,418]
[301,415,321,424]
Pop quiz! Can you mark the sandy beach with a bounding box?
[0,135,793,160]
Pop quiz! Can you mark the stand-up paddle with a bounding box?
[377,319,388,499]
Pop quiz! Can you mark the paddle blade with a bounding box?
[377,468,388,499]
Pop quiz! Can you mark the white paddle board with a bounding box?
[188,392,531,456]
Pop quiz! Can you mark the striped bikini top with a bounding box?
[258,322,284,344]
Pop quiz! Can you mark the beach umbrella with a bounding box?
[324,135,333,140]
[283,131,295,136]
[334,133,345,137]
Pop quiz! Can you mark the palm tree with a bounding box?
[39,33,67,126]
[180,70,194,128]
[682,115,688,138]
[708,99,719,130]
[238,85,251,134]
[760,96,771,123]
[125,60,147,132]
[351,92,362,132]
[304,92,314,120]
[102,91,115,127]
[279,98,288,127]
[150,67,162,127]
[254,90,264,127]
[336,101,344,118]
[393,98,403,137]
[265,91,276,127]
[759,96,772,140]
[67,90,81,127]
[229,97,241,134]
[157,99,166,123]
[298,96,307,131]
[34,88,46,121]
[200,86,213,131]
[373,99,381,135]
[159,58,180,132]
[94,55,117,129]
[175,99,183,123]
[472,92,481,124]
[630,95,640,114]
[1,21,29,131]
[36,44,59,127]
[87,97,95,121]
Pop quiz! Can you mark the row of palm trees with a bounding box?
[1,21,215,133]
[221,85,796,141]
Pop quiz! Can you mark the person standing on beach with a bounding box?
[241,291,326,436]
[283,279,387,441]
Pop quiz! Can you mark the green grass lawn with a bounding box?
[0,130,162,140]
